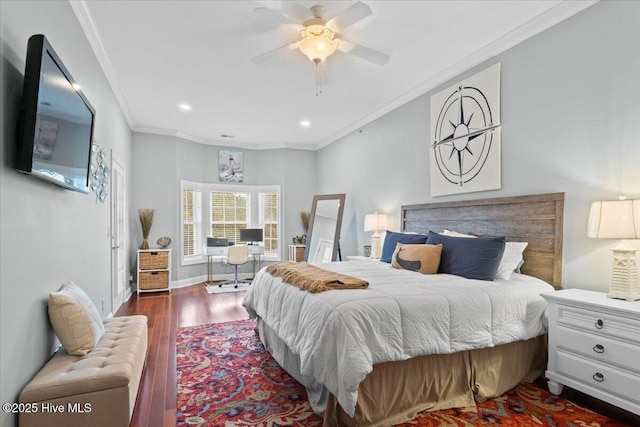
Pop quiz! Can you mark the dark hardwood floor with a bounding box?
[118,283,639,427]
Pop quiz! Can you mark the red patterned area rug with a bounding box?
[176,320,610,427]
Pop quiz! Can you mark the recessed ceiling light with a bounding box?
[179,104,192,111]
[300,120,311,127]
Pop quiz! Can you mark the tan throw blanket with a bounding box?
[266,262,369,293]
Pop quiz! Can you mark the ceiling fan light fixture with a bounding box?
[298,25,339,63]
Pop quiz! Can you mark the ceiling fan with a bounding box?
[250,2,389,73]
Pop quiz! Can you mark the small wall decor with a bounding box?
[429,63,501,197]
[89,143,110,203]
[218,150,244,182]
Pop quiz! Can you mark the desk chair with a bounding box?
[219,246,251,288]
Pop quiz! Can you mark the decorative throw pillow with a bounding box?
[494,242,528,280]
[48,281,105,356]
[391,243,442,274]
[380,231,429,263]
[426,231,506,281]
[443,230,527,280]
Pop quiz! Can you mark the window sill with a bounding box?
[181,257,206,266]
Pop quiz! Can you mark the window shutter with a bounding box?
[182,187,202,258]
[210,191,250,244]
[260,191,279,256]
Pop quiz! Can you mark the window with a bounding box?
[181,183,202,262]
[260,191,279,257]
[210,191,250,243]
[180,181,281,265]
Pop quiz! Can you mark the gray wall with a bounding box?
[0,2,133,426]
[131,132,317,283]
[318,0,640,291]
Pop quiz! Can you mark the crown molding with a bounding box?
[313,0,598,150]
[133,127,316,151]
[69,0,134,129]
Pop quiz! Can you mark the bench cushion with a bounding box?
[20,315,147,402]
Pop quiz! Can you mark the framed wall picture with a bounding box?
[218,150,244,182]
[429,63,501,197]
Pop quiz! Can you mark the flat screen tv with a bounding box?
[16,34,95,194]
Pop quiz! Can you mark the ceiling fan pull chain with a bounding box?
[314,59,322,96]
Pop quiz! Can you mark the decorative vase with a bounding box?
[141,239,149,250]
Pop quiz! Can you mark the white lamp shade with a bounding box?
[364,213,389,232]
[588,200,640,239]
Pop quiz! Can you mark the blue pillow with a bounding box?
[426,231,505,281]
[380,231,428,263]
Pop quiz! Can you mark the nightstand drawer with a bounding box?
[557,350,640,404]
[556,326,640,372]
[557,305,640,344]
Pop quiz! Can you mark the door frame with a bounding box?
[110,154,128,314]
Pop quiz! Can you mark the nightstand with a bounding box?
[541,289,640,415]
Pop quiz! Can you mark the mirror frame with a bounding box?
[303,193,346,263]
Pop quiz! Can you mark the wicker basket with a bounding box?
[139,271,169,290]
[139,251,169,270]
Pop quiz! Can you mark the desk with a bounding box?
[205,245,265,284]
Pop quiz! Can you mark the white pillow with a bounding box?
[495,242,528,280]
[442,230,527,281]
[48,281,105,355]
[442,229,475,238]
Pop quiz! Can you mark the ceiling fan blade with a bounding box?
[282,2,311,23]
[326,2,372,32]
[250,42,299,64]
[253,7,299,26]
[337,39,389,66]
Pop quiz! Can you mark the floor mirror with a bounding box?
[303,194,346,263]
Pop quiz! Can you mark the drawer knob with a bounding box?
[594,319,604,329]
[592,372,604,382]
[593,344,605,354]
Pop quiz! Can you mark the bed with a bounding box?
[243,192,565,426]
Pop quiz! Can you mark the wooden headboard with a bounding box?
[401,192,564,289]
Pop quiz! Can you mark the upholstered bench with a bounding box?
[19,315,148,427]
[20,316,147,427]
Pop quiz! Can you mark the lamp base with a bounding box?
[370,233,381,260]
[607,243,639,302]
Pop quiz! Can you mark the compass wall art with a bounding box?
[430,63,501,197]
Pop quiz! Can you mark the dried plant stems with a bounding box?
[301,211,310,234]
[139,209,154,249]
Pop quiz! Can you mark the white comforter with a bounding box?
[242,260,554,417]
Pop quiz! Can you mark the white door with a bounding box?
[111,155,127,314]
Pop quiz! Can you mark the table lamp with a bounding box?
[587,199,640,301]
[364,212,388,259]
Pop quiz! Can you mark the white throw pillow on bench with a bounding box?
[48,281,105,356]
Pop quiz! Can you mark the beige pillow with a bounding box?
[391,243,442,274]
[48,281,105,355]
